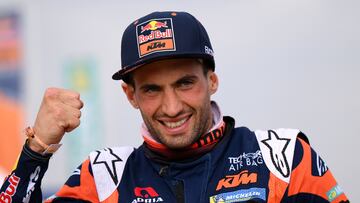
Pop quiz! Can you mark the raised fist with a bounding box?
[28,88,83,153]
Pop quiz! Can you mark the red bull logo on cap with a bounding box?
[140,20,168,33]
[136,18,176,57]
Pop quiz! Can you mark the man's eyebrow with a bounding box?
[173,75,198,85]
[137,75,198,90]
[139,83,161,91]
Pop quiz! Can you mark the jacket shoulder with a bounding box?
[89,146,135,202]
[254,128,306,183]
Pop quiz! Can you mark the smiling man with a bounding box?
[123,58,217,150]
[0,11,349,203]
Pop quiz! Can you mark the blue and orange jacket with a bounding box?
[0,116,349,202]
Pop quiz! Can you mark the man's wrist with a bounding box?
[27,138,45,154]
[24,126,62,155]
[24,139,53,160]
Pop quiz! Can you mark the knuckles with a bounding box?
[64,118,81,132]
[72,118,81,128]
[57,119,67,129]
[44,87,60,100]
[44,87,81,102]
[75,110,82,118]
[40,87,82,131]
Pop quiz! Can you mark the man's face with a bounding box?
[122,58,218,149]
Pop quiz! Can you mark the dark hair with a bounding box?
[123,58,213,87]
[122,73,133,85]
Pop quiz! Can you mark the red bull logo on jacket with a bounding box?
[136,18,176,57]
[0,173,20,203]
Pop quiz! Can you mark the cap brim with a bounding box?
[112,53,214,80]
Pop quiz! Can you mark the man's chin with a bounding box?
[159,135,197,150]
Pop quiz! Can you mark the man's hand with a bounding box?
[28,88,83,153]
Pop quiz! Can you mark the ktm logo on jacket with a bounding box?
[216,170,257,191]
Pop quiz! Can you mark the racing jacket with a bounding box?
[0,116,349,203]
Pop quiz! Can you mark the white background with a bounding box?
[0,0,359,201]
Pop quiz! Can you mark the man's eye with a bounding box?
[145,88,155,93]
[143,87,159,94]
[179,80,193,88]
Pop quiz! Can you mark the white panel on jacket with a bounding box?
[255,128,300,183]
[89,146,134,202]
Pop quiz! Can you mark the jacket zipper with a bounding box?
[173,180,184,203]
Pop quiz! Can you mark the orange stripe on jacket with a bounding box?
[288,139,348,202]
[46,159,99,202]
[267,172,288,203]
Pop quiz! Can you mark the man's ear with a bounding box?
[121,83,139,109]
[208,71,219,95]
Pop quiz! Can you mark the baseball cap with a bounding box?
[112,11,215,80]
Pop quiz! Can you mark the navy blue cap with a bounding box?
[112,11,215,80]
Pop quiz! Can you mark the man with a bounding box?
[0,11,349,203]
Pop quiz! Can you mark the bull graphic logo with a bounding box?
[141,21,168,33]
[132,187,164,203]
[134,187,159,198]
[261,130,291,178]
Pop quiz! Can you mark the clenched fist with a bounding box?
[28,88,83,153]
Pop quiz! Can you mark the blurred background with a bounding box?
[0,0,359,201]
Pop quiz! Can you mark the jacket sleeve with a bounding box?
[283,136,349,203]
[44,158,99,203]
[0,142,51,203]
[0,142,100,203]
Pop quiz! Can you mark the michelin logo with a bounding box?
[210,187,266,203]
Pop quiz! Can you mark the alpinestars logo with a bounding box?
[132,187,164,203]
[23,166,41,203]
[92,148,122,184]
[261,130,291,178]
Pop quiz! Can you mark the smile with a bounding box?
[159,114,192,130]
[163,117,188,128]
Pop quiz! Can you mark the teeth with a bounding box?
[163,118,187,128]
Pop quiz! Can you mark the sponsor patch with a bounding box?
[195,123,225,148]
[92,148,123,185]
[228,150,263,172]
[210,187,266,203]
[216,170,257,191]
[327,185,343,202]
[132,187,164,203]
[0,174,20,203]
[23,166,41,203]
[205,46,214,56]
[90,146,134,202]
[255,129,299,183]
[136,18,176,57]
[261,130,291,178]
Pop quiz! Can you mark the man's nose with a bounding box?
[161,89,182,117]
